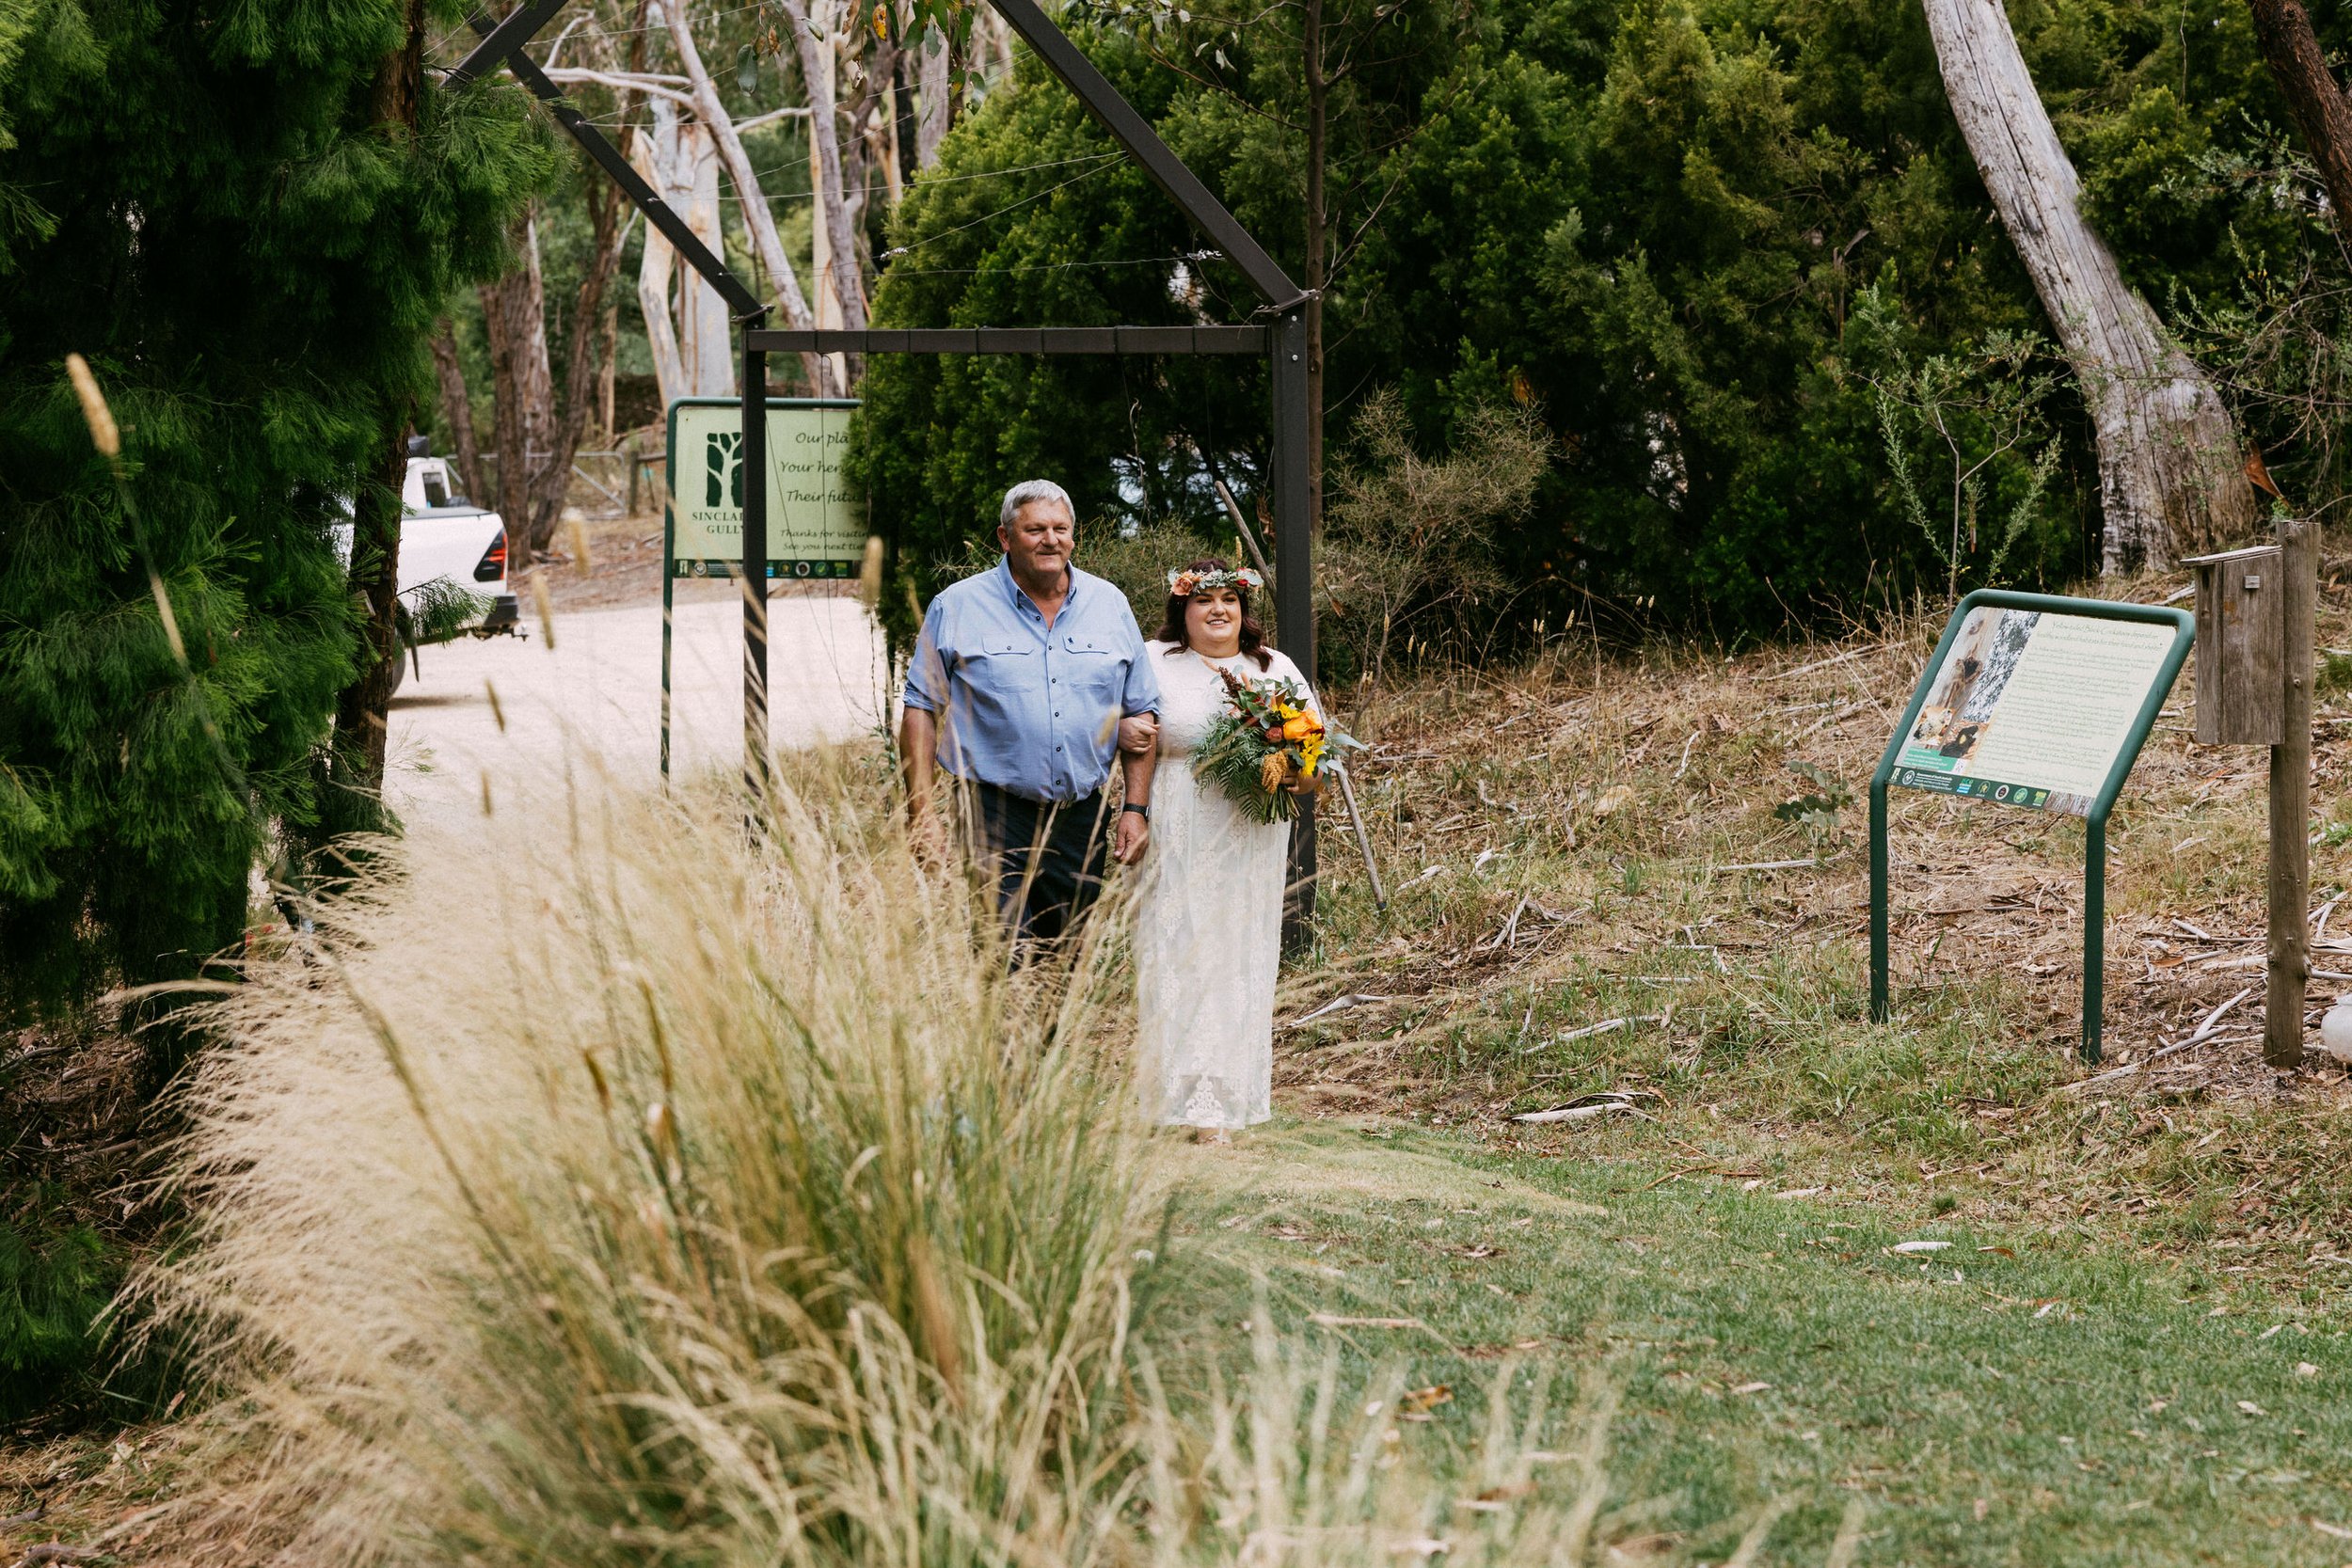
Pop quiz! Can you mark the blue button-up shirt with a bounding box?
[903,557,1161,802]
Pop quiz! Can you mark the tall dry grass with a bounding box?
[141,756,1868,1568]
[148,760,1163,1568]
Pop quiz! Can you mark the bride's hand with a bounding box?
[1117,713,1158,756]
[1283,771,1322,797]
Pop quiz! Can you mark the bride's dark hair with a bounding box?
[1156,556,1272,669]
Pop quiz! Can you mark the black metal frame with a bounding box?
[452,0,1319,903]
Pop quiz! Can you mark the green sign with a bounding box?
[664,397,862,578]
[1870,590,2193,1065]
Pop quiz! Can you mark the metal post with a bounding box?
[741,317,771,811]
[1869,774,1890,1023]
[2267,513,2317,1067]
[1271,308,1316,938]
[661,505,675,783]
[2084,811,2106,1064]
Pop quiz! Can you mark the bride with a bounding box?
[1132,558,1318,1134]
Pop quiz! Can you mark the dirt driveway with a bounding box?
[387,585,888,832]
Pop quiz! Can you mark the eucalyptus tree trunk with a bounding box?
[915,30,950,169]
[1303,0,1327,535]
[777,0,870,388]
[430,318,486,504]
[2245,0,2352,242]
[521,176,632,557]
[656,0,834,396]
[481,208,556,562]
[1922,0,2259,570]
[628,120,690,408]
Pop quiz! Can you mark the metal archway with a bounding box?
[452,0,1319,910]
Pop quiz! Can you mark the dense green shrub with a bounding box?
[850,0,2329,657]
[0,2,547,1015]
[0,1210,113,1421]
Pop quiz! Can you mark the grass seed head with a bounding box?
[65,352,120,456]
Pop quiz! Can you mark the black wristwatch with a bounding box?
[1121,801,1150,820]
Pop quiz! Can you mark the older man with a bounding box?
[901,480,1161,945]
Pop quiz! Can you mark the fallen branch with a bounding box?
[1308,1313,1426,1330]
[1758,644,1880,683]
[1792,699,1871,740]
[1711,858,1824,874]
[2066,985,2257,1092]
[1330,764,1388,911]
[1283,992,1393,1030]
[1519,1014,1669,1053]
[0,1507,43,1532]
[1511,1092,1638,1124]
[17,1545,101,1567]
[1484,895,1532,950]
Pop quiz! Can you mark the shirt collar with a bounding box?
[996,554,1077,618]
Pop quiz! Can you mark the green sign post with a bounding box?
[1868,590,2193,1063]
[661,397,863,779]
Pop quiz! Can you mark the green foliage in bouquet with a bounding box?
[1195,710,1305,826]
[1192,667,1348,825]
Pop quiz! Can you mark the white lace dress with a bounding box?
[1136,641,1316,1130]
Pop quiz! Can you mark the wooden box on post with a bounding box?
[2185,544,2284,746]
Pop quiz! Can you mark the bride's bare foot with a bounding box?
[1187,1126,1233,1147]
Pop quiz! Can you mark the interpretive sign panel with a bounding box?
[665,398,862,578]
[1870,590,2193,1064]
[1890,604,2180,816]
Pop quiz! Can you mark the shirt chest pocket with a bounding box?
[961,636,1036,691]
[1058,633,1125,701]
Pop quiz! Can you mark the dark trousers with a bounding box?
[961,782,1110,948]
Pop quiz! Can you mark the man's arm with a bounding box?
[901,705,939,822]
[901,598,952,843]
[1115,740,1156,864]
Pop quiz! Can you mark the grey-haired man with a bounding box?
[900,480,1161,944]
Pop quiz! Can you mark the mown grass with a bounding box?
[1179,1121,2352,1566]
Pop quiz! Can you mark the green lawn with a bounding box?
[1177,1122,2352,1566]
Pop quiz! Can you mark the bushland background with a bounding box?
[10,0,2352,1560]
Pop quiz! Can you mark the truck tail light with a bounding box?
[473,530,507,583]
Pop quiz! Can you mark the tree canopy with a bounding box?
[850,0,2340,655]
[0,1,547,1010]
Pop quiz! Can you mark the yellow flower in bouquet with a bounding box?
[1196,668,1359,823]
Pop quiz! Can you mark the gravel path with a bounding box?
[387,589,888,832]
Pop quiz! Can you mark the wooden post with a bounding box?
[2266,514,2317,1068]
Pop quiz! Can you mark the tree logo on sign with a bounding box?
[706,430,744,508]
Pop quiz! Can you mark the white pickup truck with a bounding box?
[336,442,519,693]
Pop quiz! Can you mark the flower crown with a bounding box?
[1167,564,1264,596]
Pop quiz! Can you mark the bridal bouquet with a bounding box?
[1194,666,1357,824]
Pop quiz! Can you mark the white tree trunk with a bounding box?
[629,150,688,408]
[915,31,949,171]
[630,99,724,403]
[657,0,836,396]
[874,71,905,208]
[677,118,734,397]
[1922,0,2259,571]
[803,0,850,390]
[776,0,871,391]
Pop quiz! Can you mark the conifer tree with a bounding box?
[0,2,548,1013]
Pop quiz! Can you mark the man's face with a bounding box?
[999,499,1074,580]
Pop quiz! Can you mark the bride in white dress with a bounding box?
[1133,559,1319,1133]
